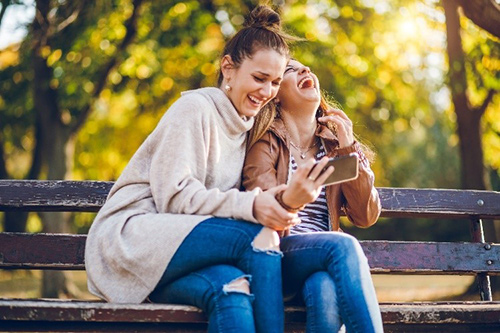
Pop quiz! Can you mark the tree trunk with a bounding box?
[443,0,498,297]
[32,0,73,298]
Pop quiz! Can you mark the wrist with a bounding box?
[275,189,305,213]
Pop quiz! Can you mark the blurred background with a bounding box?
[0,0,499,301]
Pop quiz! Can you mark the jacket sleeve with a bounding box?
[242,132,280,191]
[336,142,381,228]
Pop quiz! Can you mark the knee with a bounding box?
[198,266,254,312]
[223,276,251,295]
[336,233,364,255]
[252,227,281,254]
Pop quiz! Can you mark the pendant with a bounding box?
[300,152,306,159]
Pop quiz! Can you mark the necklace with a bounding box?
[289,139,317,159]
[282,118,318,159]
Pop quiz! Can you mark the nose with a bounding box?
[260,82,273,99]
[299,66,311,74]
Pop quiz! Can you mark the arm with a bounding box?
[337,143,381,228]
[244,131,332,211]
[149,95,257,222]
[319,108,381,228]
[243,132,280,191]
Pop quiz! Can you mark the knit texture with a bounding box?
[86,87,260,303]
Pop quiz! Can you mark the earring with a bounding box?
[225,84,231,92]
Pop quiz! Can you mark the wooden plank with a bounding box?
[0,233,86,270]
[0,180,113,212]
[377,187,500,219]
[1,233,499,274]
[1,180,500,219]
[382,301,500,325]
[0,299,499,331]
[362,240,500,274]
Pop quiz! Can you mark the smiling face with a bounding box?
[276,59,320,111]
[221,48,287,119]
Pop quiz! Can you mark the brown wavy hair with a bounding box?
[216,5,298,86]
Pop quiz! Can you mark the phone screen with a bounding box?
[319,153,359,186]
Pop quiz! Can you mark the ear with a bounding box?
[220,55,235,80]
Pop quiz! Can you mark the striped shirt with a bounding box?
[290,145,330,234]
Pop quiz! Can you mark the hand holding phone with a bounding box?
[313,153,359,186]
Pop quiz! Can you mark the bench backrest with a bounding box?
[1,180,499,299]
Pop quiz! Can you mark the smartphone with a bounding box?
[316,153,359,186]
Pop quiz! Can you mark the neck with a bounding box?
[281,108,317,147]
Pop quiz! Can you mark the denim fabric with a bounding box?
[281,232,384,333]
[151,265,255,332]
[150,217,284,333]
[302,272,342,332]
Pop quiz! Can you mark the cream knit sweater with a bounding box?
[85,87,260,303]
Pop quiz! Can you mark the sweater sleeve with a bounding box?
[148,94,259,223]
[336,142,381,228]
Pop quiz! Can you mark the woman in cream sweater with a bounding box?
[86,6,297,333]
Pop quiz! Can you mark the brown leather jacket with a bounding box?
[243,118,381,234]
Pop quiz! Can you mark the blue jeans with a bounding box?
[149,218,284,333]
[281,232,384,333]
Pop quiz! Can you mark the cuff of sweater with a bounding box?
[235,188,261,223]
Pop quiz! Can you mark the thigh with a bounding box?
[161,218,264,285]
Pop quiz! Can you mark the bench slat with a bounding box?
[1,233,498,274]
[1,299,499,331]
[1,180,499,219]
[378,187,500,219]
[0,180,112,212]
[0,233,86,270]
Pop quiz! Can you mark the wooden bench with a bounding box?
[0,179,499,332]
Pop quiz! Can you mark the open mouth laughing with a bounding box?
[298,76,315,89]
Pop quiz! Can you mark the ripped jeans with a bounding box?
[149,217,283,333]
[281,232,384,333]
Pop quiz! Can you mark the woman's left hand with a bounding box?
[318,108,354,148]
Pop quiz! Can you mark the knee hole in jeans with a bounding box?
[252,227,281,253]
[222,276,251,295]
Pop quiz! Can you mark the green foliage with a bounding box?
[1,0,499,240]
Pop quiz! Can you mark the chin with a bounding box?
[244,110,259,118]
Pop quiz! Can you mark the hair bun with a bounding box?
[244,5,281,30]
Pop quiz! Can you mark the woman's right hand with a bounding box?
[253,185,301,230]
[281,157,334,209]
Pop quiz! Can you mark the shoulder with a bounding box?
[158,88,219,129]
[172,88,218,115]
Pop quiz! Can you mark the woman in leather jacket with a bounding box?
[243,59,384,333]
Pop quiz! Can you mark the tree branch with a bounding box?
[476,89,497,116]
[458,0,500,38]
[71,0,145,133]
[54,5,82,35]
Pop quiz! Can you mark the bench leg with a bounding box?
[470,218,493,301]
